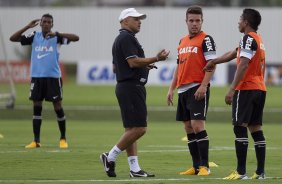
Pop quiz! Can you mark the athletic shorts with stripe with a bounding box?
[115,82,147,128]
[232,90,266,126]
[176,85,210,121]
[29,77,63,102]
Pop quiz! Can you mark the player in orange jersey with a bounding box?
[204,8,266,180]
[167,6,217,176]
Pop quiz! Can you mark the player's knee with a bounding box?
[233,126,248,138]
[135,127,147,137]
[251,130,265,142]
[55,108,65,118]
[33,105,42,116]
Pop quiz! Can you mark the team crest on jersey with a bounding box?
[35,46,54,52]
[179,46,198,54]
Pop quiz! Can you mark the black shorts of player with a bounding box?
[232,90,266,126]
[176,85,210,121]
[115,82,147,128]
[29,77,63,102]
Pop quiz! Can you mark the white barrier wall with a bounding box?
[0,7,282,63]
[77,60,228,86]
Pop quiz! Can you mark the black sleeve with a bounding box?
[202,35,216,52]
[176,38,183,64]
[20,31,35,45]
[57,33,70,45]
[240,34,257,52]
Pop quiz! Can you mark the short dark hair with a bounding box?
[41,13,53,23]
[186,5,203,19]
[242,8,261,31]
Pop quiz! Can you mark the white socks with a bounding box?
[107,145,122,162]
[128,156,141,172]
[107,145,141,172]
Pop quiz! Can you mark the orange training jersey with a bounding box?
[176,32,216,88]
[236,32,266,91]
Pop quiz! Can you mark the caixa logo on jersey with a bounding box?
[87,66,116,82]
[35,46,54,52]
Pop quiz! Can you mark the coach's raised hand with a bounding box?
[156,49,170,62]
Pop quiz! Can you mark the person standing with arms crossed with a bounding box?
[204,9,266,180]
[10,14,79,149]
[167,6,217,176]
[100,8,169,178]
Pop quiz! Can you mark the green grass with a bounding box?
[0,120,281,184]
[0,79,281,183]
[11,79,282,108]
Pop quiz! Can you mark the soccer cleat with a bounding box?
[197,166,210,176]
[129,170,155,177]
[25,141,41,148]
[251,172,265,179]
[179,167,198,175]
[59,139,68,149]
[100,152,116,177]
[223,171,248,180]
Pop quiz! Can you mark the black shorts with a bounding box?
[115,83,147,128]
[232,90,266,126]
[29,77,63,102]
[176,85,210,121]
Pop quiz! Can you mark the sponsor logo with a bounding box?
[204,37,214,51]
[140,78,147,83]
[260,43,265,51]
[194,113,201,116]
[179,46,198,54]
[245,36,254,50]
[35,46,54,52]
[37,53,50,59]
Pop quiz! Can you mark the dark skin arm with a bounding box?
[46,32,79,42]
[203,49,237,72]
[225,57,249,105]
[10,19,40,42]
[127,49,170,68]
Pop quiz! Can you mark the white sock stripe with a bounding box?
[57,116,66,121]
[188,139,197,144]
[235,138,249,143]
[33,115,42,120]
[197,137,209,142]
[254,141,266,145]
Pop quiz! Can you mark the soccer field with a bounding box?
[0,81,281,183]
[0,120,282,184]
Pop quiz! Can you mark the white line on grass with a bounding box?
[0,146,281,154]
[0,177,281,183]
[8,105,282,113]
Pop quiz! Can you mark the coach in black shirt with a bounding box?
[100,8,169,178]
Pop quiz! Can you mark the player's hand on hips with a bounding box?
[156,49,170,61]
[28,19,40,28]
